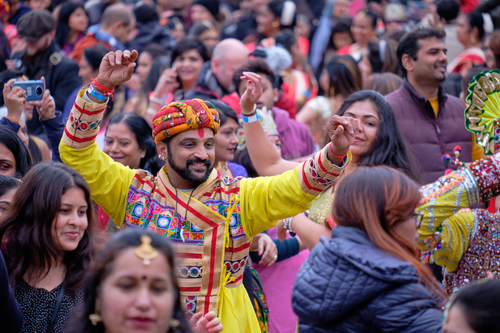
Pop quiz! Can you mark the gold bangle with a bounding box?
[240,103,257,116]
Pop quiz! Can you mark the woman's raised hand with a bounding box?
[239,71,262,114]
[190,311,223,333]
[96,50,139,90]
[154,68,180,96]
[327,115,359,156]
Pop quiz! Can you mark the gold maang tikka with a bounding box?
[135,235,159,265]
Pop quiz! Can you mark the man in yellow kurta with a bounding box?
[59,50,359,332]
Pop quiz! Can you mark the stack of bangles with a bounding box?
[328,143,349,167]
[241,104,258,123]
[88,78,114,102]
[283,210,309,237]
[283,217,296,237]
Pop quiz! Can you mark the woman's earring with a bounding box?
[158,154,164,161]
[170,318,180,328]
[141,154,145,158]
[272,21,280,28]
[89,301,102,326]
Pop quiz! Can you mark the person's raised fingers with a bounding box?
[115,50,123,65]
[191,311,204,323]
[242,71,262,83]
[210,323,224,333]
[4,78,16,91]
[332,115,349,126]
[344,118,354,135]
[207,317,221,329]
[105,52,115,66]
[129,49,138,62]
[204,311,217,321]
[350,117,360,134]
[12,86,25,97]
[333,125,345,139]
[41,89,50,101]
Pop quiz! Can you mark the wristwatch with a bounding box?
[283,217,296,237]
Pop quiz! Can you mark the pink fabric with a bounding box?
[254,227,309,333]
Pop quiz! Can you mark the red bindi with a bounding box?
[142,276,147,280]
[197,128,204,138]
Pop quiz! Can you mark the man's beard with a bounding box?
[167,149,213,187]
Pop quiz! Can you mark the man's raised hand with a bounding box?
[96,50,138,90]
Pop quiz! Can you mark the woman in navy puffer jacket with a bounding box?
[292,166,446,332]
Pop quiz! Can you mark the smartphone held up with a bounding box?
[12,80,45,101]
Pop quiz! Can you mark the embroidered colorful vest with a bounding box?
[123,168,250,315]
[445,210,500,293]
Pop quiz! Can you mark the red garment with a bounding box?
[275,93,297,118]
[97,206,110,231]
[70,33,113,62]
[460,0,478,14]
[487,197,497,214]
[221,92,241,115]
[336,44,351,55]
[298,37,309,55]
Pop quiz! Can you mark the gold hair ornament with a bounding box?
[135,235,159,265]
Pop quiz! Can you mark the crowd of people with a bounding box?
[2,0,500,332]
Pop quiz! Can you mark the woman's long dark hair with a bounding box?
[333,166,446,303]
[83,44,110,72]
[0,126,32,178]
[336,90,420,181]
[56,2,87,49]
[366,39,398,74]
[324,55,362,98]
[171,37,210,66]
[0,162,95,295]
[107,113,162,174]
[467,11,486,41]
[68,229,191,333]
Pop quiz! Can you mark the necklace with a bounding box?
[174,187,196,242]
[217,161,229,171]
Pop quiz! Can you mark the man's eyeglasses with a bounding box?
[412,211,424,228]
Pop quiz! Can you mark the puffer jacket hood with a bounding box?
[292,226,443,332]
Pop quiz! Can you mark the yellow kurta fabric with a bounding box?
[417,170,477,272]
[60,91,348,333]
[416,154,500,293]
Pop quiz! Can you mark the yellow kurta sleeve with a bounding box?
[59,90,136,225]
[239,146,349,238]
[417,154,500,272]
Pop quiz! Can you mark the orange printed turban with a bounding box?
[152,99,220,143]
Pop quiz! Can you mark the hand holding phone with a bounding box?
[12,80,45,101]
[2,78,27,122]
[153,64,180,96]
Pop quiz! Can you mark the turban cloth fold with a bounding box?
[152,99,220,143]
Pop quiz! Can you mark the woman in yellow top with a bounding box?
[59,49,358,332]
